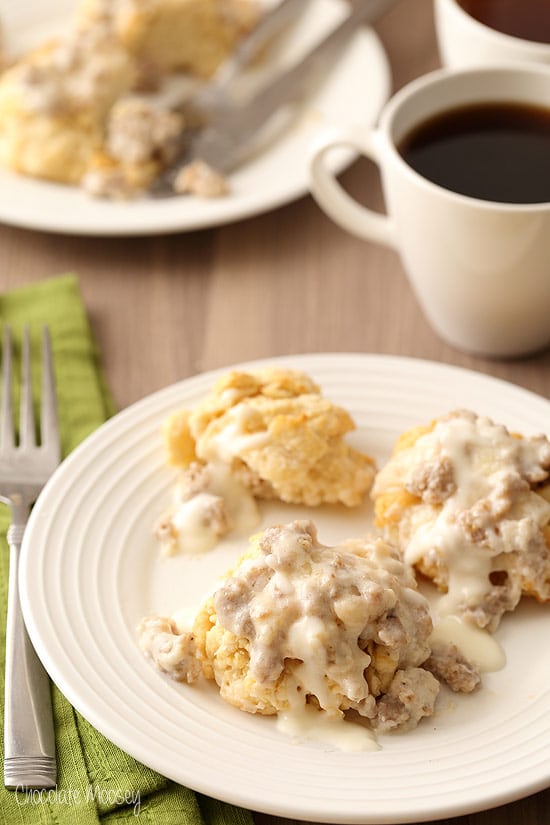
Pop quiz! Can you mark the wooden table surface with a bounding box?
[0,0,548,823]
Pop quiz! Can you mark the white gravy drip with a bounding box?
[276,700,379,752]
[200,402,270,464]
[170,492,226,555]
[158,461,259,555]
[401,412,550,620]
[156,394,276,557]
[430,615,505,672]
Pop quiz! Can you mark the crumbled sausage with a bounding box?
[407,456,456,504]
[106,97,184,165]
[178,461,213,500]
[425,643,481,693]
[173,159,229,198]
[138,616,201,683]
[372,667,440,732]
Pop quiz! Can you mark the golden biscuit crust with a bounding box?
[164,368,375,507]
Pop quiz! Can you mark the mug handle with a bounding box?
[310,126,397,249]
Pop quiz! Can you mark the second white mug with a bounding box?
[434,0,550,69]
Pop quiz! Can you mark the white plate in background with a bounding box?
[0,0,390,235]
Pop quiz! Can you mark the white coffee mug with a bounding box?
[434,0,550,68]
[309,65,550,358]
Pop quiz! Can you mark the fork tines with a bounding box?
[0,325,14,453]
[1,326,60,459]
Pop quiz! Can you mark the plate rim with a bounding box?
[19,352,550,823]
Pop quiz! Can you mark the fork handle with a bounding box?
[4,519,57,789]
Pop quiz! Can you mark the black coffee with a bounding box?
[458,0,550,45]
[398,101,550,204]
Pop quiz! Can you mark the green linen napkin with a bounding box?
[0,275,254,825]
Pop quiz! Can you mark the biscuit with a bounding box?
[164,367,376,507]
[373,409,550,631]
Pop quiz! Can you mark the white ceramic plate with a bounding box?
[0,0,390,236]
[20,354,550,823]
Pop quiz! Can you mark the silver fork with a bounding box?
[1,326,60,790]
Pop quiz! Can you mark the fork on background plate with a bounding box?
[1,326,59,790]
[151,0,398,196]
